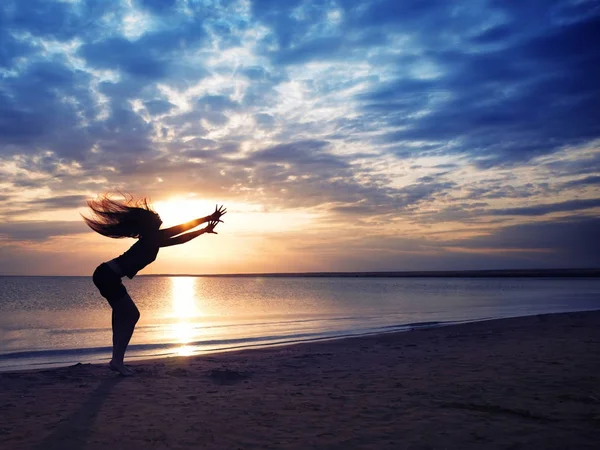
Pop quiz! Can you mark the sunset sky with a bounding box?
[1,0,599,275]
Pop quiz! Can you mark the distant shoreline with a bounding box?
[149,268,600,278]
[2,268,599,278]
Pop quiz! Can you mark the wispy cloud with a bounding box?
[488,198,600,217]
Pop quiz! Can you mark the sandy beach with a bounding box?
[1,311,599,449]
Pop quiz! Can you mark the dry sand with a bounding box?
[1,311,600,449]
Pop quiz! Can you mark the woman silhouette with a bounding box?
[83,194,226,375]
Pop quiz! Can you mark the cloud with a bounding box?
[80,38,170,80]
[5,0,106,40]
[544,149,600,177]
[0,57,95,157]
[26,195,89,210]
[487,198,600,217]
[246,0,600,169]
[448,217,600,267]
[373,17,600,166]
[136,0,177,15]
[285,216,600,271]
[0,0,599,272]
[144,99,176,116]
[562,175,600,189]
[0,24,33,68]
[0,221,88,241]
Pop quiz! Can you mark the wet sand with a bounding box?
[1,310,599,449]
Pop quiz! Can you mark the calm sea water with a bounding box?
[1,276,599,371]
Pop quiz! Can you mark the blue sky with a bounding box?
[1,0,599,275]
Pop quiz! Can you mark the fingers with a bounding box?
[211,205,227,218]
[208,205,227,230]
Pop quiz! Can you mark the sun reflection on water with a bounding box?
[170,277,200,356]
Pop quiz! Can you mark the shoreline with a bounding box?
[0,316,472,374]
[3,309,599,374]
[2,310,600,449]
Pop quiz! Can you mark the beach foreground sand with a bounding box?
[1,311,600,449]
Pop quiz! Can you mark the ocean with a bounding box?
[1,276,599,372]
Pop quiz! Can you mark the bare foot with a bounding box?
[109,360,134,376]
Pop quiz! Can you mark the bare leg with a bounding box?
[109,294,140,376]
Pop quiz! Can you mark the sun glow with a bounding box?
[155,198,320,234]
[146,197,323,274]
[155,198,216,227]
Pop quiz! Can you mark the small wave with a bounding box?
[0,319,459,371]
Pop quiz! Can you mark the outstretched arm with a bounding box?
[159,205,226,239]
[160,220,219,247]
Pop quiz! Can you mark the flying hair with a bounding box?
[82,193,159,239]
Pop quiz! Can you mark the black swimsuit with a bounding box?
[114,235,160,279]
[93,235,160,307]
[93,263,128,308]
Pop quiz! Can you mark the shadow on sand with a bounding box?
[37,376,124,450]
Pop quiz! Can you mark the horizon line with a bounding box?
[1,268,599,278]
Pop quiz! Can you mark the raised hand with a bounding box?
[210,204,227,223]
[205,219,220,234]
